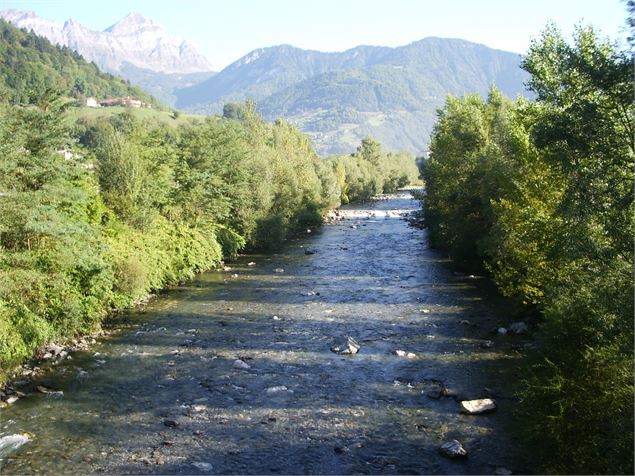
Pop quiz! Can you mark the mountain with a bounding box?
[0,10,214,105]
[176,39,530,155]
[0,10,213,74]
[0,18,157,106]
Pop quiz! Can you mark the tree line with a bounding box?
[0,99,419,384]
[422,25,633,474]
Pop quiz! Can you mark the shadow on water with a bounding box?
[0,192,530,475]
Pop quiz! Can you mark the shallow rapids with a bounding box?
[0,191,527,475]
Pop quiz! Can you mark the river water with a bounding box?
[0,191,528,475]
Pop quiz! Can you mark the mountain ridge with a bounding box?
[0,9,214,74]
[176,37,530,155]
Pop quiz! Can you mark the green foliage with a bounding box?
[0,89,418,384]
[0,19,157,107]
[327,137,420,204]
[423,25,634,474]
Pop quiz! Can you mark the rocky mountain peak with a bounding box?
[0,10,214,74]
[105,12,159,34]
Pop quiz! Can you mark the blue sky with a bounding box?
[0,0,629,69]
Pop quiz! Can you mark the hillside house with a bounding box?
[99,96,151,108]
[83,97,100,108]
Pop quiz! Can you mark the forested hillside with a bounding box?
[423,25,633,474]
[0,19,157,106]
[175,39,529,155]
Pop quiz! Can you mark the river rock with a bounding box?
[247,262,256,266]
[331,336,360,355]
[497,327,508,335]
[5,395,19,405]
[46,343,64,356]
[438,440,468,458]
[233,359,251,370]
[394,350,417,358]
[495,467,513,475]
[460,398,497,414]
[265,386,288,394]
[0,434,31,459]
[508,321,528,335]
[192,462,213,472]
[163,419,178,428]
[273,268,284,273]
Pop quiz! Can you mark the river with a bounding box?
[0,191,528,475]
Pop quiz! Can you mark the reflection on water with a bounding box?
[0,191,527,475]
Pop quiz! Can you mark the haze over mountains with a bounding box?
[1,9,531,156]
[176,40,529,154]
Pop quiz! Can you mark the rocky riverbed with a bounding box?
[0,191,530,475]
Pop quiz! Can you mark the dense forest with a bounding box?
[422,25,633,474]
[0,19,157,106]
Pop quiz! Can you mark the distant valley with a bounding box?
[1,10,531,156]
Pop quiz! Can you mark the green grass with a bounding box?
[68,106,207,127]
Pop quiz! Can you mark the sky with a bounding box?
[0,0,630,70]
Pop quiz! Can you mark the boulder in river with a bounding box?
[330,336,360,355]
[394,350,417,358]
[508,321,528,335]
[0,434,31,459]
[495,467,513,475]
[192,462,213,472]
[438,439,468,458]
[480,340,494,349]
[460,398,497,414]
[232,359,251,370]
[265,386,289,394]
